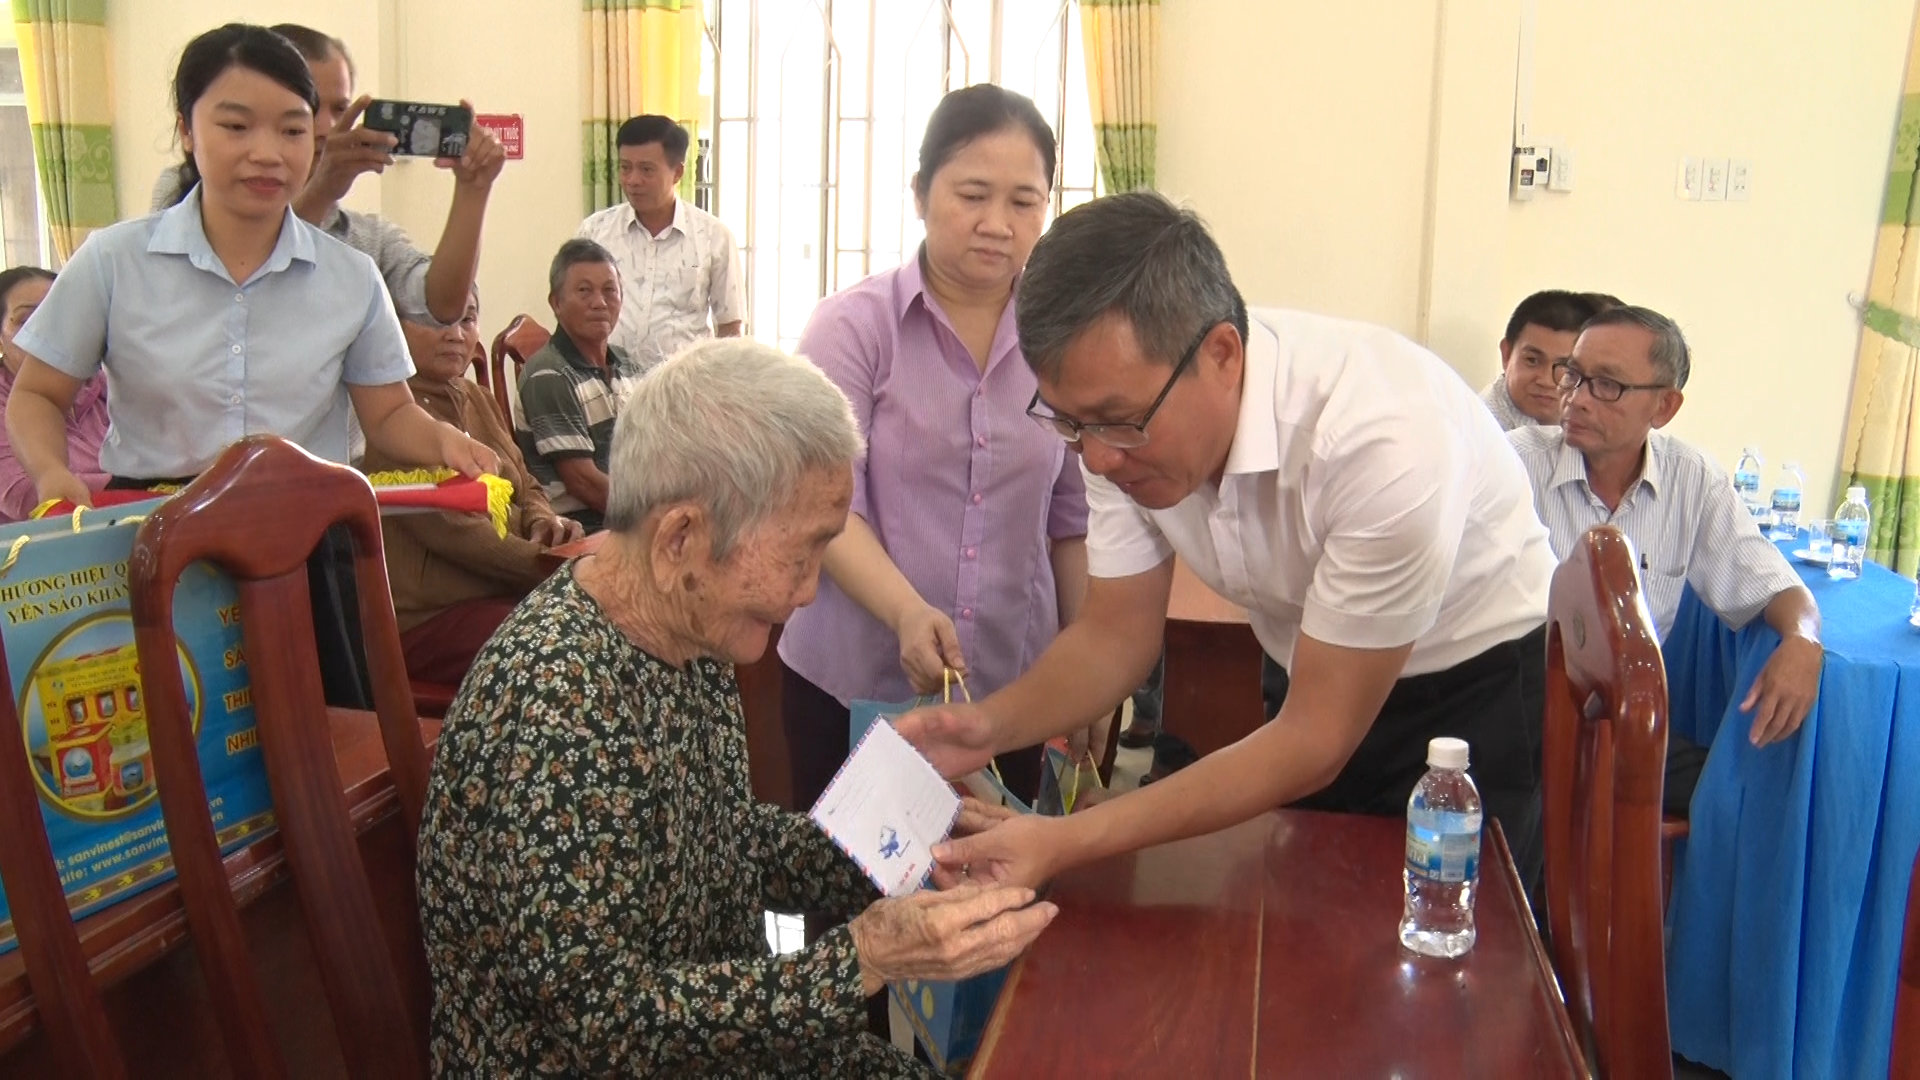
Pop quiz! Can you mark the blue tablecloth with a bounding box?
[1665,540,1920,1079]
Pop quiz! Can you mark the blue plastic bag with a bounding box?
[843,692,1017,1075]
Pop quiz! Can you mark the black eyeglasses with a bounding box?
[1026,321,1224,449]
[1553,361,1670,404]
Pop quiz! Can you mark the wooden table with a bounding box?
[1162,559,1267,757]
[0,709,440,1072]
[971,811,1582,1078]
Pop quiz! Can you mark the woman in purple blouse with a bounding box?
[0,267,107,523]
[779,85,1089,809]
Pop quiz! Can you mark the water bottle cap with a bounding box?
[1427,737,1469,770]
[1848,485,1868,501]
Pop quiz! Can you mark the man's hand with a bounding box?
[930,797,1022,888]
[1741,634,1822,746]
[437,426,499,479]
[439,102,506,190]
[895,702,998,779]
[933,813,1069,891]
[894,602,965,696]
[300,95,396,216]
[526,515,585,548]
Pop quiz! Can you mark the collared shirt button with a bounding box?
[971,493,983,505]
[961,608,974,619]
[964,547,977,560]
[228,394,241,405]
[233,293,243,302]
[230,345,242,354]
[975,435,987,448]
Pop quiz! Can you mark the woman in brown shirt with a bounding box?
[365,288,584,685]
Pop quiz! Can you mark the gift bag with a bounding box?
[846,670,1049,1075]
[0,500,273,954]
[1035,736,1107,816]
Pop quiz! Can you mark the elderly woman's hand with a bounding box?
[847,883,1057,996]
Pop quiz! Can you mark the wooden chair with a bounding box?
[1896,845,1920,1080]
[466,335,491,398]
[0,636,128,1078]
[489,314,552,428]
[128,435,433,1078]
[1543,525,1672,1078]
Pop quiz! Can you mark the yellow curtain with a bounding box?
[1078,0,1157,192]
[1839,20,1920,574]
[12,0,117,264]
[582,0,705,215]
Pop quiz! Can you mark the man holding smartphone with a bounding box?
[149,23,504,329]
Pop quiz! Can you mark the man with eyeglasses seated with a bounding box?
[897,191,1558,891]
[1505,305,1819,816]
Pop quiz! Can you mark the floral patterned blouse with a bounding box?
[417,564,932,1077]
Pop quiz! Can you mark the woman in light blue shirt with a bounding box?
[6,22,495,506]
[4,24,497,708]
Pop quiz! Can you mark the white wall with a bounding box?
[103,2,1920,515]
[1158,2,1441,339]
[110,1,385,219]
[1158,0,1915,516]
[1500,1,1912,515]
[106,0,581,330]
[374,0,582,334]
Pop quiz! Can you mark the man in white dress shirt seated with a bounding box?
[899,191,1558,889]
[1482,289,1620,431]
[576,115,744,374]
[1506,305,1821,815]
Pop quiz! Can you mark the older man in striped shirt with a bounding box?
[1507,305,1820,815]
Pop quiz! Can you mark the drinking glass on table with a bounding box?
[1804,519,1833,559]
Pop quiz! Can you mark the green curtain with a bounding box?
[12,0,116,263]
[582,0,704,214]
[1078,0,1157,192]
[1839,24,1920,573]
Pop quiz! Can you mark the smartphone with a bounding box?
[362,99,473,158]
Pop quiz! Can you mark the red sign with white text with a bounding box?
[474,114,524,160]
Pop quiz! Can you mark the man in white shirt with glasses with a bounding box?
[899,191,1557,889]
[1505,305,1820,815]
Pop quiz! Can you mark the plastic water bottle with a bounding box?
[1768,462,1805,541]
[1734,447,1766,521]
[1830,486,1871,580]
[1400,737,1482,958]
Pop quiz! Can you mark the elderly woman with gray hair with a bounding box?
[417,338,1056,1077]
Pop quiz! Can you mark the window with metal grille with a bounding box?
[701,0,1099,349]
[0,47,51,271]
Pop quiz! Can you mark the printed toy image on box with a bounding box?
[0,500,273,953]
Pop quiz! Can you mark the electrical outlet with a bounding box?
[1702,158,1729,202]
[1677,157,1703,200]
[1728,159,1752,201]
[1547,146,1575,192]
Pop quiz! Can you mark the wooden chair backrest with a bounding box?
[466,335,490,397]
[128,435,431,1078]
[1543,524,1672,1078]
[488,314,551,428]
[1895,846,1920,1079]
